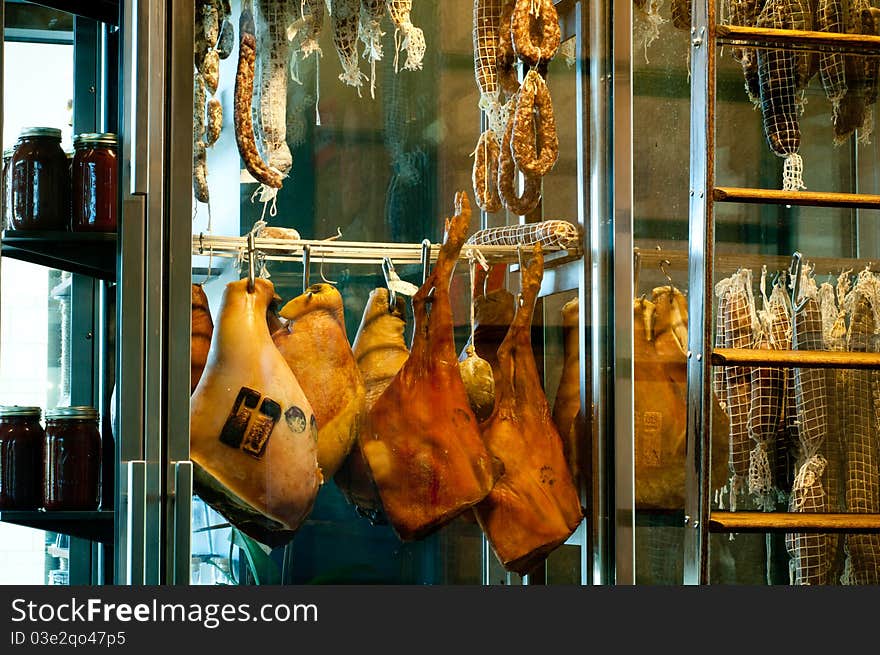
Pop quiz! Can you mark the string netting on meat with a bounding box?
[388,0,426,73]
[840,272,880,585]
[288,1,325,85]
[756,0,806,191]
[725,0,761,106]
[359,0,387,99]
[332,0,367,94]
[767,276,794,507]
[816,0,848,123]
[465,220,579,249]
[716,269,759,510]
[473,0,504,134]
[786,268,831,585]
[748,267,785,510]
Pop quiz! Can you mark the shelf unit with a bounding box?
[1,230,117,280]
[684,8,880,584]
[0,510,114,544]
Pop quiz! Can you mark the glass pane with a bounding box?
[191,0,587,585]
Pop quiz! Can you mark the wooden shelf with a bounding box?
[716,24,880,55]
[713,187,880,209]
[1,230,116,280]
[0,510,114,543]
[712,348,880,369]
[709,512,880,534]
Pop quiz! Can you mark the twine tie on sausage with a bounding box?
[782,153,806,191]
[791,455,827,510]
[393,22,426,73]
[748,441,774,510]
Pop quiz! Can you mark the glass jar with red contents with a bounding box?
[0,406,44,510]
[44,407,102,511]
[9,127,70,231]
[71,133,118,232]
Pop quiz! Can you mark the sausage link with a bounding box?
[497,112,541,216]
[511,69,558,177]
[472,129,503,213]
[510,0,561,67]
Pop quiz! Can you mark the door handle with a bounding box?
[120,460,146,585]
[171,461,192,585]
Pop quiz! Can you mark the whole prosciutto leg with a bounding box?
[361,192,498,541]
[474,244,584,575]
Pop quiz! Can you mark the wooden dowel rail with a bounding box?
[713,187,880,209]
[709,512,880,533]
[712,348,880,369]
[716,24,880,54]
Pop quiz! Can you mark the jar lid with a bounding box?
[0,406,42,418]
[18,127,62,140]
[74,132,118,148]
[46,406,99,421]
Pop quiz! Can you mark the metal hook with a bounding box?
[302,244,311,294]
[790,251,805,311]
[246,232,256,293]
[382,257,397,311]
[318,249,337,285]
[660,258,673,288]
[420,239,431,284]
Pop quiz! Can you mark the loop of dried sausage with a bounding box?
[473,130,503,213]
[497,0,520,97]
[497,113,542,216]
[511,0,561,67]
[234,8,283,189]
[512,69,559,177]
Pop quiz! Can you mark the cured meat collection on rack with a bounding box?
[188,192,586,574]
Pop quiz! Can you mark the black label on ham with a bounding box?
[219,387,281,460]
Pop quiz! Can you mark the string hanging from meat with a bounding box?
[360,192,498,542]
[272,282,367,480]
[473,244,583,575]
[190,277,321,547]
[755,0,806,190]
[786,267,830,585]
[359,0,387,98]
[332,0,368,93]
[387,0,426,72]
[335,288,410,524]
[459,257,496,423]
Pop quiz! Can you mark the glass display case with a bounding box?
[4,0,878,588]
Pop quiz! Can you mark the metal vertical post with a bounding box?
[684,0,716,585]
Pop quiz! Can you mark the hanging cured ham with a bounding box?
[552,296,584,484]
[335,288,410,522]
[474,245,583,575]
[361,192,498,541]
[190,278,321,547]
[459,286,515,384]
[273,283,366,479]
[634,285,730,510]
[191,284,214,393]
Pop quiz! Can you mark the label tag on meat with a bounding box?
[636,410,663,467]
[219,387,281,460]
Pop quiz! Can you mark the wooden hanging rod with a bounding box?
[716,25,880,54]
[714,187,880,209]
[712,348,880,369]
[709,512,880,533]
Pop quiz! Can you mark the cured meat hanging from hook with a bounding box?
[190,278,321,547]
[332,0,368,92]
[552,297,585,484]
[234,6,283,189]
[474,245,583,575]
[335,288,410,523]
[271,283,367,479]
[360,193,498,541]
[387,0,426,72]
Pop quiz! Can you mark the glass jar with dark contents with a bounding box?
[44,407,101,511]
[0,406,44,510]
[71,133,118,232]
[9,127,71,231]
